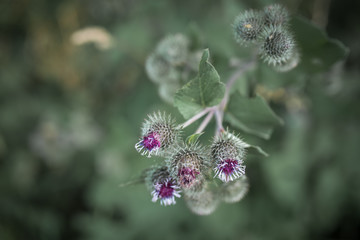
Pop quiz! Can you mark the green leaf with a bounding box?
[291,16,349,73]
[186,132,204,145]
[225,94,283,139]
[174,49,226,119]
[244,144,269,157]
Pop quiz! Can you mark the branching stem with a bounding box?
[195,111,214,134]
[179,107,212,129]
[179,59,256,134]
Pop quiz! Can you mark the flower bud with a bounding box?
[144,166,181,206]
[260,26,296,66]
[167,143,209,191]
[233,10,264,45]
[211,132,247,182]
[264,4,289,28]
[158,81,180,104]
[185,189,219,215]
[135,112,179,157]
[220,176,249,203]
[156,33,189,66]
[145,53,180,84]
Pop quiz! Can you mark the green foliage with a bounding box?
[244,143,269,157]
[226,95,283,139]
[186,132,204,145]
[291,16,349,73]
[174,49,225,119]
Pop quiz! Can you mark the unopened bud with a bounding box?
[156,34,189,66]
[264,4,290,28]
[233,10,264,45]
[220,176,249,203]
[145,53,180,84]
[185,190,219,215]
[260,26,296,66]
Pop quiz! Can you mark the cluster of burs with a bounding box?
[135,113,249,215]
[146,4,299,104]
[233,4,300,71]
[136,4,297,215]
[145,33,202,104]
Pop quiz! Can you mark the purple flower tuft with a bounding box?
[151,178,181,206]
[214,159,245,182]
[142,132,161,150]
[135,132,161,157]
[178,167,200,188]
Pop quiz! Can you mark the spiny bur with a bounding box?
[156,33,189,66]
[264,4,290,28]
[185,189,219,215]
[167,142,210,192]
[144,166,181,206]
[219,175,249,203]
[260,26,296,66]
[274,49,300,72]
[145,53,180,84]
[233,9,264,45]
[135,112,180,157]
[211,131,247,182]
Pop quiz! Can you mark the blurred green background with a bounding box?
[1,0,360,239]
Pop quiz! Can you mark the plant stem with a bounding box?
[220,59,257,111]
[195,111,214,134]
[214,59,256,133]
[179,107,212,129]
[214,109,224,133]
[181,58,256,134]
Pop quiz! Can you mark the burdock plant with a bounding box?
[122,2,347,215]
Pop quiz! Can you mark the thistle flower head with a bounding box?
[145,166,181,206]
[264,4,289,28]
[220,175,249,203]
[167,143,209,191]
[233,10,264,45]
[185,189,219,215]
[214,158,245,182]
[178,167,200,188]
[135,112,179,157]
[260,26,296,66]
[156,33,189,66]
[145,53,180,84]
[211,132,247,182]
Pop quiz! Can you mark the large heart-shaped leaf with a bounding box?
[226,94,283,139]
[174,49,225,119]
